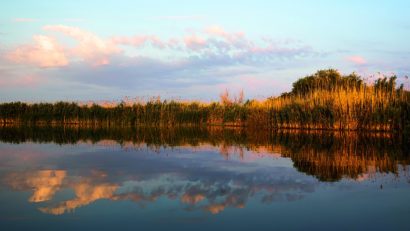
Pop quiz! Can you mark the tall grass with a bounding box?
[1,69,409,132]
[267,69,410,131]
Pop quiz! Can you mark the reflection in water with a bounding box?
[39,179,118,215]
[0,126,409,216]
[1,126,409,181]
[4,168,316,215]
[5,170,66,202]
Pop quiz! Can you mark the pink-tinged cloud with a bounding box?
[6,24,314,72]
[205,25,227,36]
[7,35,68,68]
[114,27,246,51]
[0,75,44,88]
[112,35,166,49]
[13,18,37,23]
[184,34,207,50]
[347,56,367,65]
[205,25,245,38]
[205,25,244,39]
[205,25,247,48]
[16,75,41,86]
[43,25,120,65]
[109,25,309,61]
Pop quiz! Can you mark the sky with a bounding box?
[1,0,409,102]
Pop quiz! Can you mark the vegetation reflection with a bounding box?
[1,125,409,182]
[2,125,409,215]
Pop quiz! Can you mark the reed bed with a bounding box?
[1,69,409,132]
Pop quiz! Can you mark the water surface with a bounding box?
[0,126,409,230]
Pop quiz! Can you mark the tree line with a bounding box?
[1,69,409,132]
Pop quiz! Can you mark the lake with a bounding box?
[0,126,409,230]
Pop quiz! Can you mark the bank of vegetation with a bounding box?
[1,69,409,132]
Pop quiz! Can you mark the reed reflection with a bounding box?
[0,126,408,182]
[0,126,409,215]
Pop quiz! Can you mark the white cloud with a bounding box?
[7,35,68,68]
[43,25,120,65]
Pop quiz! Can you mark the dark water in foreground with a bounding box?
[0,126,409,230]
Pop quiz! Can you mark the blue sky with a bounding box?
[1,0,409,102]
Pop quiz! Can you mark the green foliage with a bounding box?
[0,69,409,132]
[290,69,363,96]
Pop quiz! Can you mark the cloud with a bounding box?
[7,24,314,69]
[112,35,166,49]
[13,18,37,23]
[184,34,208,50]
[43,25,120,65]
[112,25,313,63]
[3,24,319,100]
[6,35,68,68]
[6,25,120,67]
[346,55,367,65]
[0,75,43,87]
[205,25,246,44]
[205,25,227,36]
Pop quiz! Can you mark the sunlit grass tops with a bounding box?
[1,69,409,132]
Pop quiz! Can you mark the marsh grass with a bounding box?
[1,69,409,132]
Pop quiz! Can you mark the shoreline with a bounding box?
[0,121,400,134]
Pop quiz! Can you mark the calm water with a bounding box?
[0,126,409,230]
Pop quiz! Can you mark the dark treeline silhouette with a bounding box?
[1,69,410,131]
[0,125,409,182]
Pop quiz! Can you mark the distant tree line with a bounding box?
[1,69,410,132]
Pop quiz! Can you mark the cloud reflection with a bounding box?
[4,166,316,215]
[4,170,66,202]
[1,128,409,215]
